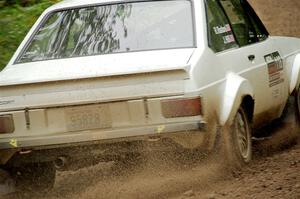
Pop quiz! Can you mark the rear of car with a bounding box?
[6,0,296,192]
[0,0,208,170]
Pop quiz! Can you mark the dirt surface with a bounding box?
[192,144,300,199]
[249,0,300,38]
[3,126,300,199]
[2,1,300,199]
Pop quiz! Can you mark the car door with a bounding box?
[206,0,288,126]
[241,0,289,101]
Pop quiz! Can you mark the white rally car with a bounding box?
[0,0,300,190]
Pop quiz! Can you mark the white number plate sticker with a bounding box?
[65,104,111,132]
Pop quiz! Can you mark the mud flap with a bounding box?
[254,96,300,152]
[0,150,18,165]
[278,95,300,141]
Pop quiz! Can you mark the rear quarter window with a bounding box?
[206,0,238,52]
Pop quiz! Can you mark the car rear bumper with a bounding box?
[0,121,206,150]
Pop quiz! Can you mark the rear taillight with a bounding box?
[161,97,202,118]
[0,115,15,134]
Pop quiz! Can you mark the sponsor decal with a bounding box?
[264,52,284,87]
[272,88,280,98]
[157,125,165,133]
[213,24,232,34]
[9,139,18,148]
[222,34,235,44]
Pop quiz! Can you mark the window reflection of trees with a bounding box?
[19,1,194,63]
[23,4,132,61]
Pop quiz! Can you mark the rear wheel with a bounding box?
[296,86,300,119]
[295,86,300,133]
[219,107,252,167]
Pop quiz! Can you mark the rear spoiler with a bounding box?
[0,65,190,88]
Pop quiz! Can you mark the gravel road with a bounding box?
[4,118,300,199]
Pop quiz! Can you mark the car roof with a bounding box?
[49,0,121,10]
[47,0,196,11]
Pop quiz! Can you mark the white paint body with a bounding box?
[0,0,300,153]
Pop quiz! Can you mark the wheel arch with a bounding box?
[289,53,300,94]
[219,72,254,126]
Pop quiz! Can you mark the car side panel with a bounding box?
[208,38,287,127]
[272,37,300,94]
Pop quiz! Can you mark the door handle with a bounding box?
[248,55,255,62]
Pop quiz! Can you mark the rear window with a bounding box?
[16,0,195,64]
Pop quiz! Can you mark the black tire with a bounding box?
[295,86,300,122]
[294,87,300,138]
[219,106,252,167]
[11,162,56,192]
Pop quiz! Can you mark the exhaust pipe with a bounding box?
[54,156,68,169]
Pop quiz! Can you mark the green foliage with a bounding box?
[0,0,60,71]
[0,0,59,7]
